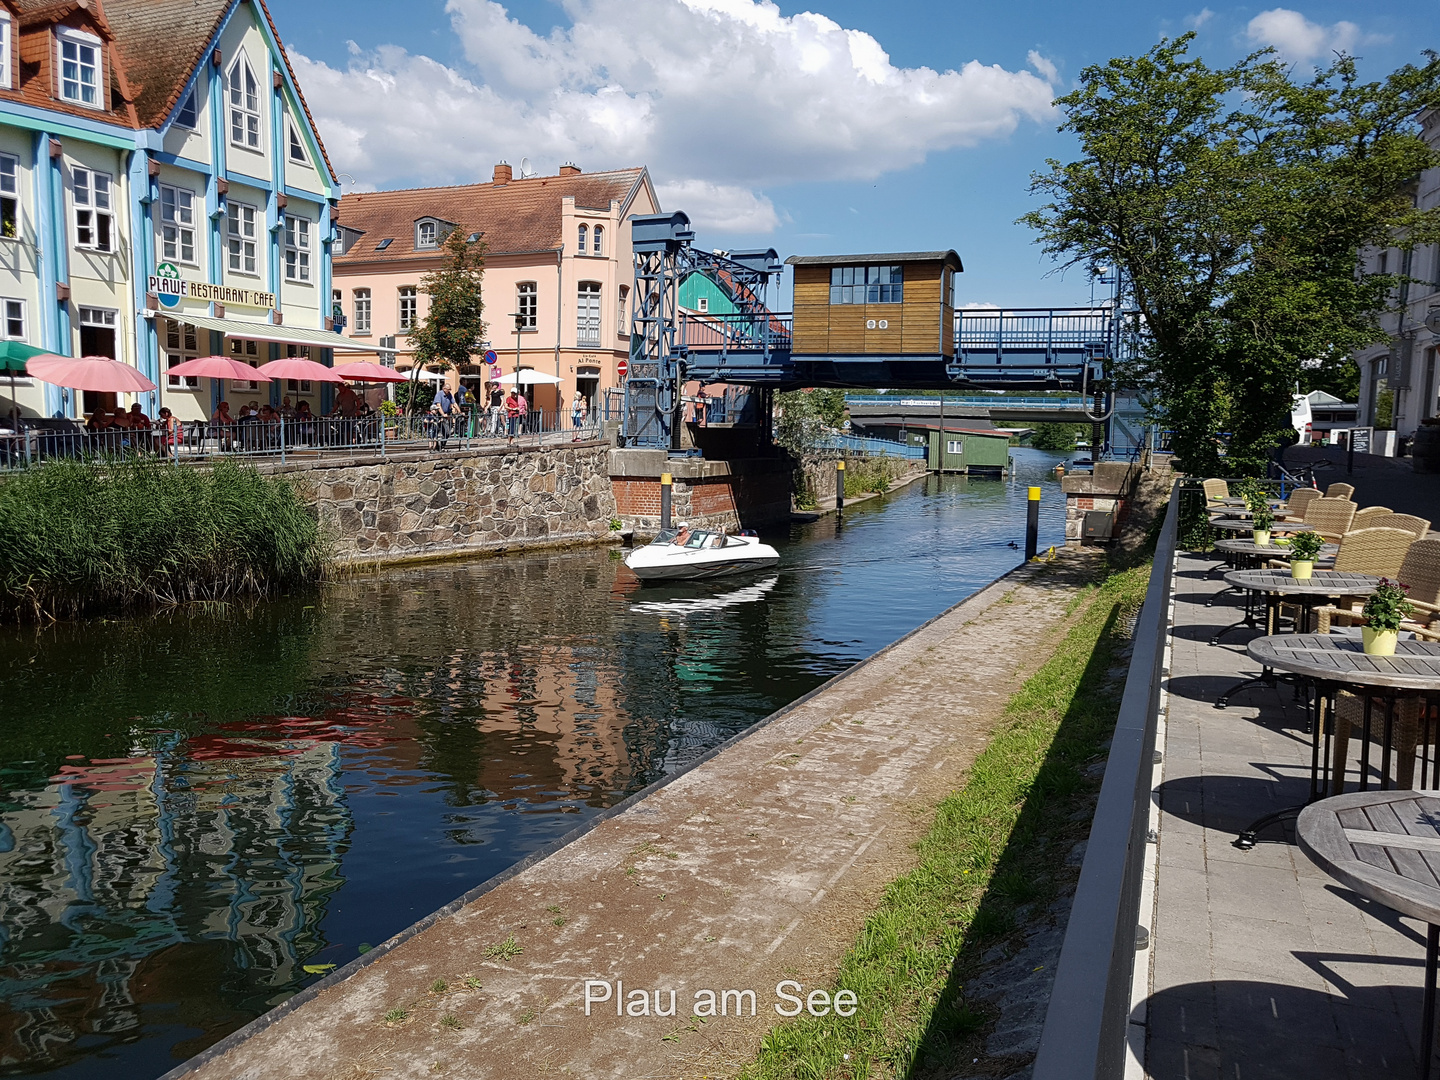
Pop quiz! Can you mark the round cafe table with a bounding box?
[1298,790,1440,1079]
[1213,569,1380,652]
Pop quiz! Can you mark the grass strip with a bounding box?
[742,561,1152,1080]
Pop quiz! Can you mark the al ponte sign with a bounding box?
[150,263,276,311]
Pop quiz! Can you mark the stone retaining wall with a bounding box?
[287,442,619,564]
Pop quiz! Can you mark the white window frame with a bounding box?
[227,201,258,275]
[695,296,708,313]
[353,288,371,335]
[284,215,311,283]
[0,153,18,241]
[228,54,261,151]
[72,167,114,253]
[617,285,629,337]
[175,85,198,129]
[286,117,309,165]
[164,319,201,389]
[577,281,601,345]
[398,286,417,332]
[56,28,101,108]
[577,223,587,255]
[1,297,24,340]
[416,219,437,249]
[0,14,12,91]
[592,224,604,256]
[517,281,537,329]
[947,439,962,455]
[158,184,196,265]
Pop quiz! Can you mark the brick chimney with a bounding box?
[493,162,512,184]
[559,163,581,176]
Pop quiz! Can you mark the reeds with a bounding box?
[0,456,326,620]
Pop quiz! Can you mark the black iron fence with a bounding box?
[1030,481,1179,1080]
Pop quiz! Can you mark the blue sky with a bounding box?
[274,1,1438,309]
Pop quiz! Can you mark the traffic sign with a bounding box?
[617,358,629,379]
[483,349,498,365]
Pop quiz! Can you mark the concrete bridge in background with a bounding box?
[844,395,1099,429]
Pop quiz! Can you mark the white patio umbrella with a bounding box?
[495,369,563,386]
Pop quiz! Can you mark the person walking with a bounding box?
[434,383,456,450]
[505,388,522,445]
[571,391,585,440]
[488,382,504,438]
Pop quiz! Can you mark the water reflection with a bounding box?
[0,450,1069,1077]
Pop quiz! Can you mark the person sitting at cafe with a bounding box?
[128,403,151,429]
[109,406,132,429]
[85,409,112,432]
[211,401,234,425]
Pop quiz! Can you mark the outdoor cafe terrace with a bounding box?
[1035,472,1440,1080]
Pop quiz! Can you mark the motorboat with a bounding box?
[624,527,780,582]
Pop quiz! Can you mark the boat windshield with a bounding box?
[684,531,711,548]
[654,528,680,544]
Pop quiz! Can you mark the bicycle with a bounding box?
[1269,459,1331,497]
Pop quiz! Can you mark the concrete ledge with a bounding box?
[331,529,627,569]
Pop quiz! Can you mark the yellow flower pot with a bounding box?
[1363,626,1398,656]
[1253,530,1271,546]
[1290,560,1314,580]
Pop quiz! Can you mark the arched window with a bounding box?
[577,224,588,255]
[617,285,629,337]
[228,54,260,149]
[592,224,604,256]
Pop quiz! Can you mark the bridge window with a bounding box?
[830,265,902,305]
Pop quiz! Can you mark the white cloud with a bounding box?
[960,301,1002,309]
[1184,8,1215,31]
[1245,8,1360,61]
[654,180,780,233]
[292,0,1058,234]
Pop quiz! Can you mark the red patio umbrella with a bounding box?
[165,355,273,382]
[332,361,410,384]
[255,357,347,383]
[28,354,157,393]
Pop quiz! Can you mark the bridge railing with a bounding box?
[679,312,792,356]
[814,433,926,459]
[956,307,1115,353]
[844,394,1090,410]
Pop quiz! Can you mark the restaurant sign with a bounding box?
[150,262,276,311]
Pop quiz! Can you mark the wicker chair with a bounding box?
[1278,486,1321,521]
[1348,506,1394,531]
[1316,538,1440,792]
[1326,482,1355,500]
[1274,527,1415,627]
[1300,497,1357,543]
[1387,513,1432,540]
[1202,478,1229,508]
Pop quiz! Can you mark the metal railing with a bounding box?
[679,311,793,355]
[0,410,604,470]
[1030,482,1179,1080]
[814,433,926,459]
[845,394,1090,410]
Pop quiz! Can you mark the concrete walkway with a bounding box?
[170,555,1101,1080]
[1145,553,1433,1078]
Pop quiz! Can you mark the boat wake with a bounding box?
[629,576,779,617]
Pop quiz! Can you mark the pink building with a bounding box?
[332,163,659,414]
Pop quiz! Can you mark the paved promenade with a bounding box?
[1144,552,1432,1077]
[168,555,1100,1080]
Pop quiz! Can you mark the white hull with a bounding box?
[624,533,780,582]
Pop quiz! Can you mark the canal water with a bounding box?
[0,449,1070,1078]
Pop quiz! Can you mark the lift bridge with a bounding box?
[621,211,1139,451]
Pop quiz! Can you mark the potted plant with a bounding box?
[379,398,399,436]
[1287,531,1324,579]
[1251,503,1275,546]
[1361,579,1413,656]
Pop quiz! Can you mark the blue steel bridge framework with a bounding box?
[620,212,1140,451]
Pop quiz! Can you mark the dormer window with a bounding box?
[57,28,101,107]
[175,86,198,129]
[416,220,437,249]
[0,14,12,91]
[228,54,260,149]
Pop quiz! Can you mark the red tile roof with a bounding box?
[335,168,652,262]
[14,0,335,181]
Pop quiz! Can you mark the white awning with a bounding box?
[155,313,376,353]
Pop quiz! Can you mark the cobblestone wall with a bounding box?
[293,443,619,564]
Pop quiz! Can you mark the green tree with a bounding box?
[405,226,487,414]
[775,388,847,454]
[1022,37,1440,476]
[1030,423,1086,452]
